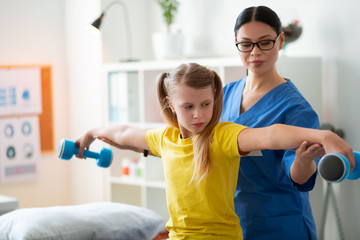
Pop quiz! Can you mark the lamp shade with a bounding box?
[91,13,105,30]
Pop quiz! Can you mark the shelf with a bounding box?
[103,57,248,126]
[145,180,166,189]
[110,177,166,189]
[103,57,243,72]
[106,121,166,130]
[111,177,144,186]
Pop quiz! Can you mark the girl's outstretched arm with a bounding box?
[75,125,148,158]
[237,124,355,170]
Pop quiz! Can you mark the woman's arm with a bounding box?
[75,125,148,158]
[237,124,355,169]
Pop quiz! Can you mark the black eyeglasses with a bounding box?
[235,34,280,53]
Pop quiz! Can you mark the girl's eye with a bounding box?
[184,105,193,110]
[202,103,210,107]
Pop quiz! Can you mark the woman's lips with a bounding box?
[250,60,264,66]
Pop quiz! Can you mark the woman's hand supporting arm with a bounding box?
[290,141,324,184]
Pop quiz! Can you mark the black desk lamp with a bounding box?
[90,0,136,62]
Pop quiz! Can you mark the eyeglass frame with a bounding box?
[235,34,281,53]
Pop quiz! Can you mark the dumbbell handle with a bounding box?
[74,147,99,159]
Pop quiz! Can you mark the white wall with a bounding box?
[64,0,106,204]
[0,0,71,207]
[316,3,360,239]
[101,0,154,62]
[0,0,106,207]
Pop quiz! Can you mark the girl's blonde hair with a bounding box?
[157,63,223,184]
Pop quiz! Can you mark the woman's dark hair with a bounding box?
[234,6,282,38]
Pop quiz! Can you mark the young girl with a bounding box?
[75,63,353,240]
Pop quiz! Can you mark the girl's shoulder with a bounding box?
[146,126,174,141]
[211,122,247,156]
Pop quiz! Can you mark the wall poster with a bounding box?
[0,116,40,183]
[0,68,42,116]
[0,66,50,183]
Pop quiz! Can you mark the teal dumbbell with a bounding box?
[318,151,360,183]
[57,139,113,168]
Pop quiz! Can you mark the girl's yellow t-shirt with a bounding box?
[146,122,248,240]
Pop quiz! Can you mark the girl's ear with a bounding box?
[166,96,175,112]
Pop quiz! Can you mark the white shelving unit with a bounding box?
[102,56,322,222]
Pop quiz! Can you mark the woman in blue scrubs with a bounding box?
[222,6,321,240]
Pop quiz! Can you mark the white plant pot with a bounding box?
[152,32,184,60]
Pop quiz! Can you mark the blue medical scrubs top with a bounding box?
[222,77,320,240]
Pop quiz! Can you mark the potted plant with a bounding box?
[152,0,184,60]
[157,0,179,32]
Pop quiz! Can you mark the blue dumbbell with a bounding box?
[318,151,360,183]
[57,139,113,168]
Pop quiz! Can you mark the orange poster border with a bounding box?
[0,65,54,153]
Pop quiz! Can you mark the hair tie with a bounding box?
[166,72,170,78]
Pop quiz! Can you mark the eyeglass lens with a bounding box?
[237,40,275,52]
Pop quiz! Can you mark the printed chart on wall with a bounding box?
[0,67,45,183]
[0,117,41,183]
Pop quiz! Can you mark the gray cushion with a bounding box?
[0,202,164,240]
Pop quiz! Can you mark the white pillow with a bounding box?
[0,202,164,240]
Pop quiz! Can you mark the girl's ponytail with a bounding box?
[157,72,178,128]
